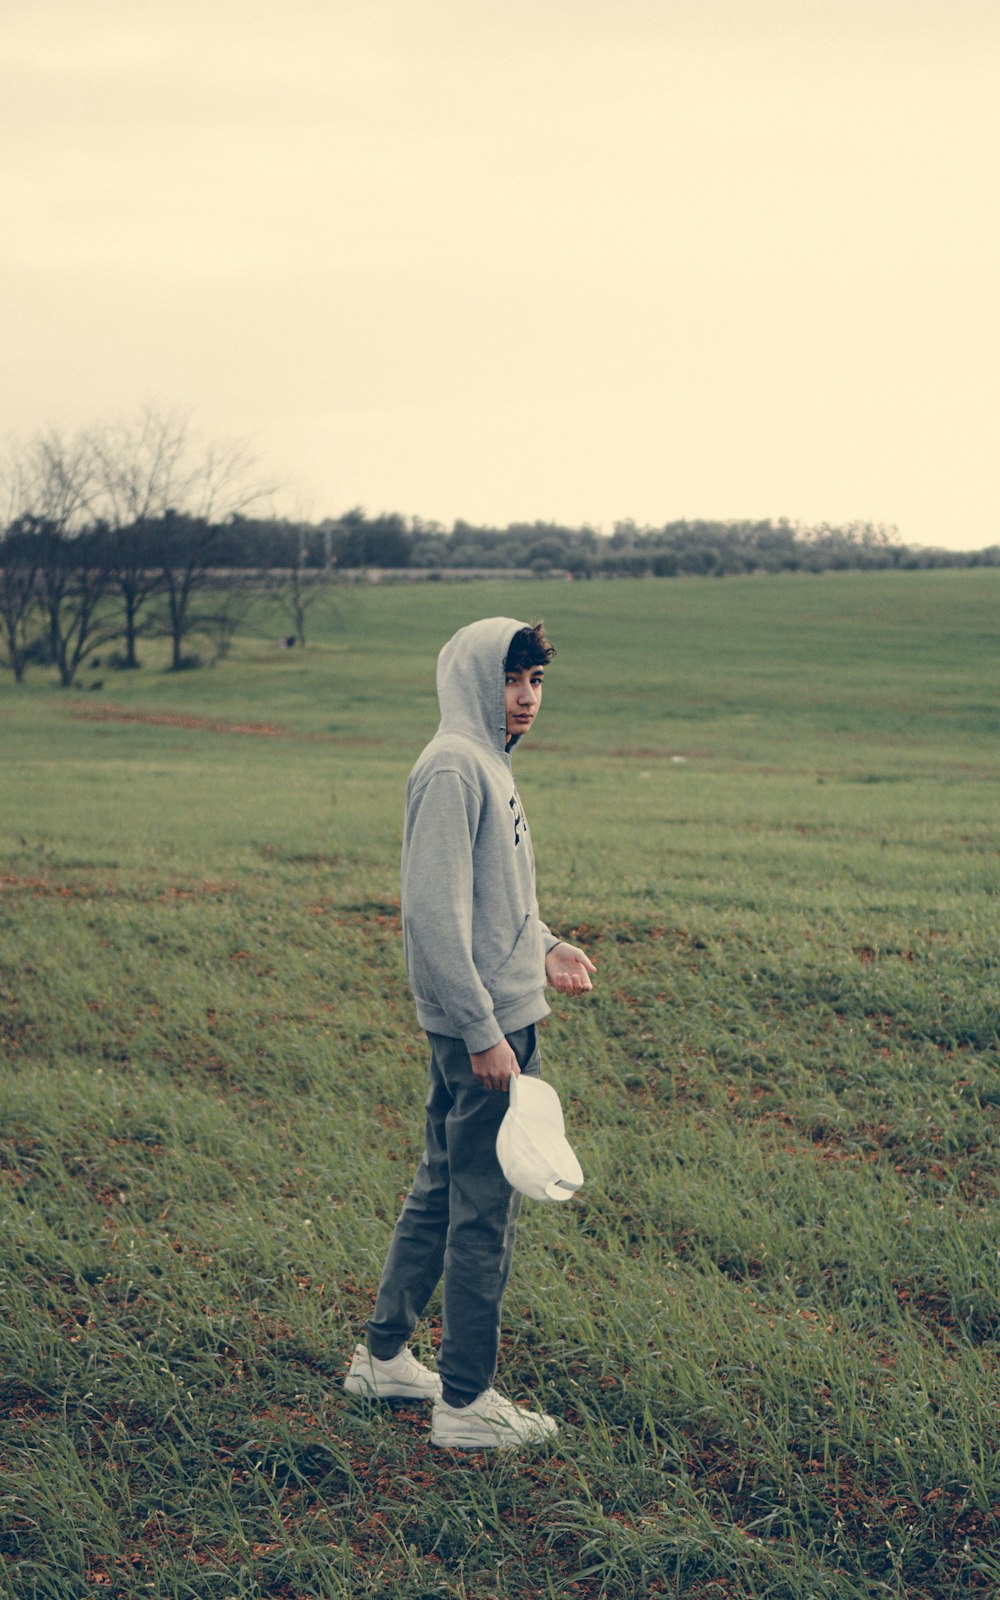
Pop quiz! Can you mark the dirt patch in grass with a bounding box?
[0,872,238,905]
[69,702,327,740]
[0,872,114,900]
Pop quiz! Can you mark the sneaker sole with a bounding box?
[344,1376,441,1401]
[430,1425,558,1450]
[431,1434,519,1449]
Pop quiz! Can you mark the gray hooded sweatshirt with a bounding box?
[401,616,559,1053]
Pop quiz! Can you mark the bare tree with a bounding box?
[150,509,219,669]
[88,408,180,668]
[198,574,256,664]
[267,521,332,648]
[42,523,120,687]
[8,429,122,688]
[0,451,44,682]
[88,405,268,670]
[0,524,41,682]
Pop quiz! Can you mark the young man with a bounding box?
[344,617,596,1449]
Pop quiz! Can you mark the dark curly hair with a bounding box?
[504,622,556,673]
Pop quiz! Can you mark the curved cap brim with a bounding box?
[544,1176,582,1202]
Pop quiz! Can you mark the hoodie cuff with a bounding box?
[462,1016,506,1055]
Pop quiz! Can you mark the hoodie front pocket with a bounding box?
[487,915,544,1004]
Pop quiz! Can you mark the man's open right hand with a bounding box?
[470,1040,520,1092]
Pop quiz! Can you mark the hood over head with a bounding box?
[436,616,528,753]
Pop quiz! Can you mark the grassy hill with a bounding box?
[1,570,998,1598]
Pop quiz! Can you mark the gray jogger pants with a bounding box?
[365,1025,540,1408]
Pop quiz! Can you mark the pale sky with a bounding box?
[4,0,999,548]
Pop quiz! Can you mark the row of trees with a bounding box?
[269,511,999,579]
[0,409,302,686]
[4,409,997,686]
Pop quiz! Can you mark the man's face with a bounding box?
[505,665,544,742]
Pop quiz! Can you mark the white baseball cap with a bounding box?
[496,1073,584,1202]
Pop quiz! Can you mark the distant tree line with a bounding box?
[3,409,997,686]
[271,511,999,579]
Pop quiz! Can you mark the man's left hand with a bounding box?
[545,942,596,996]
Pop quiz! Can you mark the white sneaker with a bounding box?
[431,1388,559,1450]
[343,1342,442,1402]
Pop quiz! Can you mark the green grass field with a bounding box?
[1,570,998,1599]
